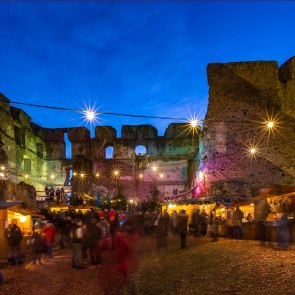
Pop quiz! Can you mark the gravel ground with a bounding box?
[1,235,295,295]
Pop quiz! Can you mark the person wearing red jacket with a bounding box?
[43,222,55,258]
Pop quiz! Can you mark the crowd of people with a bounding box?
[45,186,67,203]
[3,203,291,282]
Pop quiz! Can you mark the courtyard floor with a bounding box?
[1,235,295,295]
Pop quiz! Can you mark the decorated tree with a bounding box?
[146,184,161,212]
[111,184,128,211]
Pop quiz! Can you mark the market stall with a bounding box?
[0,201,44,258]
[74,204,100,214]
[254,191,295,244]
[49,203,71,213]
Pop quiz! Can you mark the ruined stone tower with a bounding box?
[198,57,295,198]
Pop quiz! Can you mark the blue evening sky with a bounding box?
[1,1,295,136]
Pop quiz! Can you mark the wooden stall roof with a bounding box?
[0,200,23,209]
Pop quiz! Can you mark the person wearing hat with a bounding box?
[178,210,188,249]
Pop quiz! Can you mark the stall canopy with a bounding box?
[0,200,24,209]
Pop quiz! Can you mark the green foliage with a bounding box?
[145,185,161,212]
[111,184,128,211]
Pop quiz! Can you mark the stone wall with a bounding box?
[0,93,199,203]
[199,57,295,197]
[68,123,198,200]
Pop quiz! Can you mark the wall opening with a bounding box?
[135,145,147,155]
[14,126,26,147]
[64,133,72,159]
[105,146,114,159]
[22,155,31,173]
[36,143,43,157]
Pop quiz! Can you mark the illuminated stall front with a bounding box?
[0,201,40,258]
[49,203,71,213]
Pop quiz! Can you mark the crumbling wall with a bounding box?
[0,96,199,202]
[78,123,199,199]
[201,57,295,197]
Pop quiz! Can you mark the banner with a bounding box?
[97,192,101,208]
[106,191,111,209]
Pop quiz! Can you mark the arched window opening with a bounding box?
[64,133,72,159]
[135,145,147,156]
[106,146,114,159]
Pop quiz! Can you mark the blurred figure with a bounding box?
[163,210,170,237]
[31,230,43,265]
[118,210,127,229]
[88,219,102,265]
[116,230,130,279]
[0,270,4,284]
[200,210,208,236]
[212,217,220,242]
[45,186,50,200]
[110,214,119,250]
[49,187,55,201]
[232,206,244,239]
[208,212,214,238]
[55,188,61,202]
[277,213,290,250]
[171,210,178,236]
[43,222,55,258]
[178,210,188,249]
[4,219,23,265]
[226,208,233,238]
[191,209,201,238]
[255,199,270,246]
[71,219,84,269]
[97,217,110,251]
[155,211,166,249]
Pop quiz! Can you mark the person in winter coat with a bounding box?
[116,230,130,279]
[43,222,55,258]
[191,209,201,238]
[178,210,188,249]
[4,219,23,265]
[83,219,102,265]
[170,211,178,236]
[155,211,166,249]
[71,220,84,269]
[232,206,244,240]
[31,230,43,265]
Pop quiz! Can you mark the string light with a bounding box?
[160,173,164,178]
[267,121,274,129]
[190,119,199,128]
[24,174,29,179]
[259,113,281,135]
[0,165,5,171]
[0,172,4,178]
[4,98,190,121]
[151,165,158,172]
[199,171,205,180]
[81,103,100,126]
[244,143,260,160]
[95,173,100,178]
[50,174,55,179]
[139,173,143,179]
[111,168,122,179]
